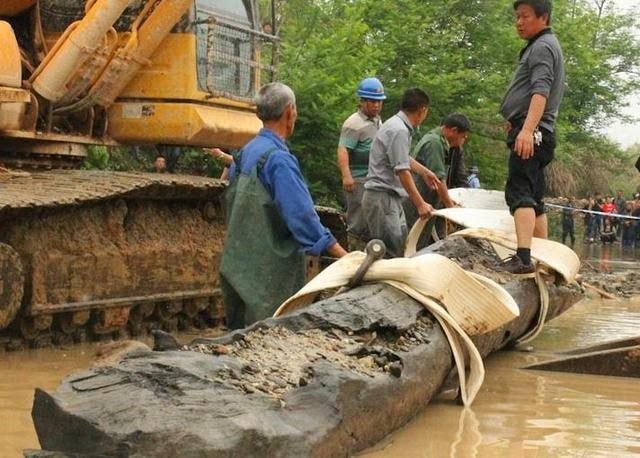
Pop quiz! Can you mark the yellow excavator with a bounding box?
[0,0,281,348]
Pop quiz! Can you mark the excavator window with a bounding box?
[38,0,274,101]
[205,0,250,20]
[196,0,273,101]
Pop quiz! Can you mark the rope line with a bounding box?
[545,203,640,221]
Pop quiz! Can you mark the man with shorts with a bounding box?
[500,0,565,274]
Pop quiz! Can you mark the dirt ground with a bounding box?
[578,264,640,299]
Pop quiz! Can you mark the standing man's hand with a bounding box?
[514,94,547,160]
[410,158,439,190]
[337,145,356,193]
[514,129,535,159]
[342,174,356,193]
[416,201,433,220]
[398,168,433,221]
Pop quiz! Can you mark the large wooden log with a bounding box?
[30,237,582,457]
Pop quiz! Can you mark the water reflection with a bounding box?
[1,345,97,457]
[548,209,639,273]
[577,242,639,273]
[1,299,639,457]
[450,408,481,458]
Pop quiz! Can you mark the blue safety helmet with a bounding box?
[357,77,386,100]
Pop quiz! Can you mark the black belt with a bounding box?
[509,116,554,133]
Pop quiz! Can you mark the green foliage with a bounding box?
[109,146,152,171]
[174,147,226,178]
[279,0,388,206]
[96,0,640,201]
[82,145,154,172]
[82,145,225,178]
[277,0,640,201]
[82,146,110,170]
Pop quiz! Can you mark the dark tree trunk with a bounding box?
[30,237,582,457]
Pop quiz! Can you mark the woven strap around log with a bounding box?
[274,251,520,407]
[405,210,579,346]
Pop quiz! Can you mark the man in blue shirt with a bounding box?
[467,166,480,189]
[221,82,347,329]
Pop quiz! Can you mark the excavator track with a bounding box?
[0,170,229,351]
[0,170,347,351]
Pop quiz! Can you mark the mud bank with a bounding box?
[579,264,640,299]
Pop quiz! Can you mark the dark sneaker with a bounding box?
[498,255,535,275]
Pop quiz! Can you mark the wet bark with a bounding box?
[30,237,582,457]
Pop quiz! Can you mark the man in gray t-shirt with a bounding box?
[498,0,565,275]
[362,88,439,257]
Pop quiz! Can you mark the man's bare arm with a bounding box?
[326,241,348,258]
[408,160,453,208]
[397,169,433,219]
[435,179,455,208]
[337,146,355,192]
[410,158,439,190]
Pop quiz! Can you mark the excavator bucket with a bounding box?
[524,336,640,378]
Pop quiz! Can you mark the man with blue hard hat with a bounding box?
[337,77,386,242]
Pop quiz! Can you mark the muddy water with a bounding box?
[2,300,639,457]
[578,242,640,273]
[361,297,640,458]
[1,345,97,457]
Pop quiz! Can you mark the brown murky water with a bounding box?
[2,345,97,457]
[361,297,640,458]
[2,299,639,457]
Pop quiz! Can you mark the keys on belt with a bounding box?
[533,128,543,146]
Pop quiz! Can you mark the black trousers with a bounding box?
[562,221,575,245]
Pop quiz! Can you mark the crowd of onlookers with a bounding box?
[559,190,640,248]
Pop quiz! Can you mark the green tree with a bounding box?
[278,0,387,206]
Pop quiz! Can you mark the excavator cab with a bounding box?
[0,0,277,166]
